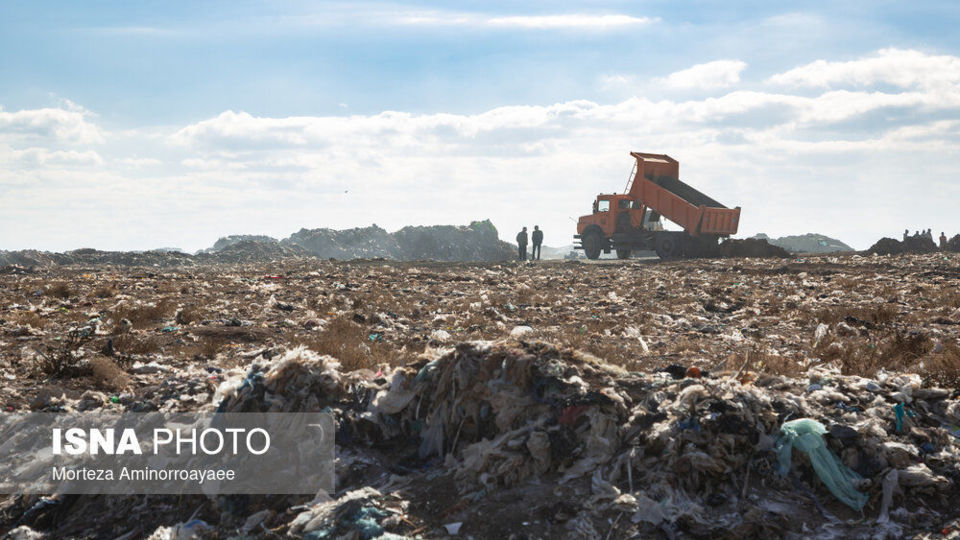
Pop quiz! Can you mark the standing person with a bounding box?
[941,232,948,250]
[516,227,528,261]
[903,229,909,241]
[531,225,544,260]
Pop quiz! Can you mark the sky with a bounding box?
[2,1,959,252]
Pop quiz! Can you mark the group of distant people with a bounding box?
[904,229,950,249]
[515,226,544,261]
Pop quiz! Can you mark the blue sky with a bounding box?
[2,1,960,251]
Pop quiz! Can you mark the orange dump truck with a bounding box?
[574,152,740,259]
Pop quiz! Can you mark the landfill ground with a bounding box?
[2,253,960,539]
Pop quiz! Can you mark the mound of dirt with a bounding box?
[208,234,279,253]
[718,238,790,258]
[868,236,938,255]
[752,233,854,253]
[199,239,312,263]
[1,219,516,267]
[284,224,400,259]
[393,220,515,261]
[944,234,960,253]
[285,219,514,261]
[868,237,905,255]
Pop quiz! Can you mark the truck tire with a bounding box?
[655,233,681,260]
[616,249,631,259]
[583,231,602,260]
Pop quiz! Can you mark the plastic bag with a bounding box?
[775,418,869,510]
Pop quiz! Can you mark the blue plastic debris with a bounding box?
[415,359,439,382]
[894,402,916,433]
[775,418,869,511]
[834,401,859,413]
[676,417,700,432]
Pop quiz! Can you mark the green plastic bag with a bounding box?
[775,418,869,510]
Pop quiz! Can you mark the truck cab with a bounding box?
[577,194,661,258]
[580,194,661,237]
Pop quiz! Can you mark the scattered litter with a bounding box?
[3,252,960,537]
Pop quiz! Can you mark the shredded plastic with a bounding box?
[776,418,869,510]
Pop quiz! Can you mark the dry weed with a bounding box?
[89,356,132,391]
[92,285,118,298]
[14,311,46,329]
[113,299,175,330]
[46,281,73,299]
[112,334,162,355]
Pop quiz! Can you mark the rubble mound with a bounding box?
[0,249,197,268]
[0,250,61,267]
[718,238,790,258]
[64,248,197,267]
[205,340,960,538]
[868,237,905,255]
[284,224,400,259]
[200,240,312,263]
[752,233,854,253]
[393,220,515,261]
[208,234,278,253]
[868,236,939,255]
[285,219,514,261]
[945,235,960,253]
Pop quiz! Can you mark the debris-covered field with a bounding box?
[2,253,960,538]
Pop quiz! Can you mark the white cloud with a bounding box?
[0,105,103,144]
[486,14,657,29]
[171,84,960,157]
[659,60,748,89]
[116,157,162,168]
[6,49,960,252]
[769,48,960,89]
[395,12,657,29]
[3,147,103,167]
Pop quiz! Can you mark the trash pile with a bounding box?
[260,340,959,538]
[751,233,854,254]
[718,237,790,258]
[284,224,401,259]
[945,235,960,253]
[0,219,517,268]
[868,236,939,256]
[6,340,960,538]
[285,219,515,261]
[2,252,960,537]
[0,248,197,268]
[197,239,313,264]
[209,234,279,252]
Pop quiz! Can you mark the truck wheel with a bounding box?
[616,249,631,259]
[583,231,602,260]
[655,234,681,260]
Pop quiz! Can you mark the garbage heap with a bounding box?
[202,340,960,538]
[718,238,791,258]
[196,239,313,264]
[945,235,960,253]
[751,233,854,254]
[284,220,515,261]
[868,236,940,256]
[0,249,197,268]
